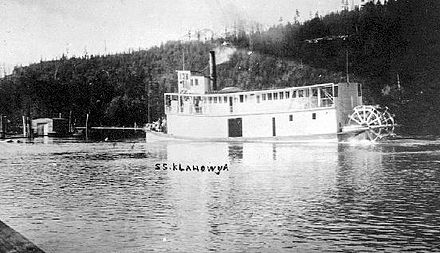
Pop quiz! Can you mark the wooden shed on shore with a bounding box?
[32,118,69,136]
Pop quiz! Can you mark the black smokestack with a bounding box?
[209,50,217,91]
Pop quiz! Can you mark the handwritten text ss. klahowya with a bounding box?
[155,163,228,175]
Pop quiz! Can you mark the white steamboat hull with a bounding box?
[146,130,337,143]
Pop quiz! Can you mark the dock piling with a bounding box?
[0,115,5,139]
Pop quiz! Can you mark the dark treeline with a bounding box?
[1,0,439,134]
[0,42,212,129]
[225,0,440,134]
[0,41,345,131]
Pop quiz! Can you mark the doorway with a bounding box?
[228,118,242,137]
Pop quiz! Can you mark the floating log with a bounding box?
[0,220,45,253]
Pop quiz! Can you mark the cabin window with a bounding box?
[273,93,278,100]
[256,95,260,103]
[334,86,339,97]
[190,79,194,86]
[358,83,362,97]
[279,92,284,99]
[195,79,199,86]
[298,90,304,97]
[245,95,248,102]
[312,89,318,97]
[224,96,227,103]
[262,94,267,100]
[214,97,218,103]
[239,95,244,103]
[209,97,213,103]
[292,90,297,98]
[305,89,310,97]
[312,113,316,120]
[289,115,293,121]
[268,93,272,100]
[285,91,290,98]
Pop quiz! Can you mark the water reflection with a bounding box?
[0,139,440,252]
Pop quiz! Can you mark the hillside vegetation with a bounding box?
[0,41,345,130]
[1,0,439,134]
[225,0,440,134]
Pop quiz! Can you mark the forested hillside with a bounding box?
[1,0,439,134]
[0,41,344,130]
[225,0,440,134]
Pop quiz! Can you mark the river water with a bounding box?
[1,137,440,252]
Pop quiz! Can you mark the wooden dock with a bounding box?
[0,220,45,253]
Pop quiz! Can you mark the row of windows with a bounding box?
[241,87,338,104]
[169,86,341,104]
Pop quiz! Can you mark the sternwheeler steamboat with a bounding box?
[147,51,395,142]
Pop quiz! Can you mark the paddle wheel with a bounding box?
[345,105,396,141]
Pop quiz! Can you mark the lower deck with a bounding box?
[166,107,339,139]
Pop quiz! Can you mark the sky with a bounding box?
[0,0,341,75]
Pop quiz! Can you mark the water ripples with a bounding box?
[1,138,440,252]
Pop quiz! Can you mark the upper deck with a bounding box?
[164,82,351,116]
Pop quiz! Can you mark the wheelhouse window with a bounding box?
[239,95,244,103]
[214,97,218,103]
[208,97,213,103]
[262,94,267,100]
[298,90,304,97]
[268,93,273,100]
[292,90,297,98]
[195,79,199,86]
[256,95,260,103]
[285,91,290,98]
[334,86,339,97]
[273,93,278,100]
[279,92,284,99]
[224,96,227,103]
